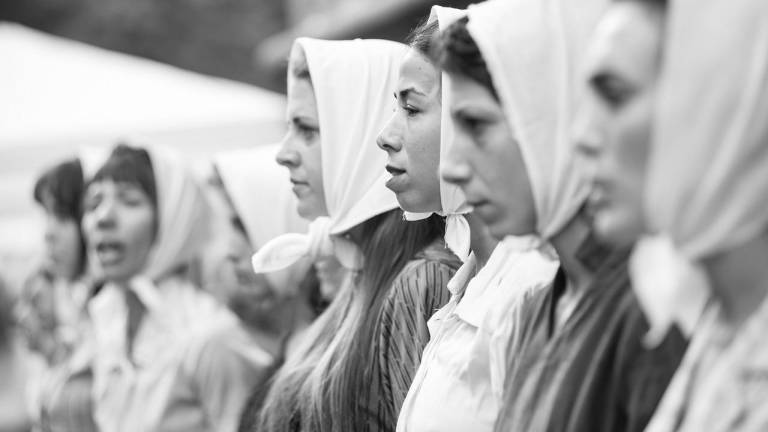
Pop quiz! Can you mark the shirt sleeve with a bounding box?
[189,325,276,432]
[377,259,456,428]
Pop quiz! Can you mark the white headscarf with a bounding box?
[252,38,408,273]
[646,0,768,261]
[404,5,473,262]
[635,0,768,344]
[86,144,212,283]
[213,144,307,251]
[466,0,608,240]
[214,144,310,295]
[141,146,212,281]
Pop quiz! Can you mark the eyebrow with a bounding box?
[397,86,427,101]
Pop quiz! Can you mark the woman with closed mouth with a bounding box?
[210,144,320,363]
[83,144,271,432]
[434,1,685,431]
[25,155,104,432]
[248,37,460,432]
[573,0,704,348]
[377,7,559,432]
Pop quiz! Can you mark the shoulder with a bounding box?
[185,321,276,379]
[394,240,461,287]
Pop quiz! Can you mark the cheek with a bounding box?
[409,120,442,182]
[124,207,156,261]
[60,222,82,254]
[303,143,324,188]
[614,100,653,180]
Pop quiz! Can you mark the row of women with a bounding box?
[2,0,767,430]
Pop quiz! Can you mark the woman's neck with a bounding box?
[703,235,768,328]
[467,214,499,268]
[549,214,594,295]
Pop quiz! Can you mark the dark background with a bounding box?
[0,0,475,93]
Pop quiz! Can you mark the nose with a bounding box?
[441,158,473,186]
[276,133,301,168]
[441,132,473,186]
[376,113,403,153]
[572,105,605,162]
[94,200,117,230]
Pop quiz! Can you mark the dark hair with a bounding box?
[33,158,87,278]
[407,18,440,58]
[0,276,14,352]
[91,144,157,210]
[34,159,85,222]
[434,16,499,101]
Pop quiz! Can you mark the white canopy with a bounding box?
[0,22,286,287]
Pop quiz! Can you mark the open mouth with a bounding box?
[95,240,126,266]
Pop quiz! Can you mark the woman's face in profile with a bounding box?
[277,48,328,221]
[573,1,665,246]
[377,48,443,213]
[442,73,536,240]
[81,180,156,283]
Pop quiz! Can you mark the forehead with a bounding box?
[85,179,143,195]
[447,72,498,109]
[585,3,664,79]
[398,49,440,94]
[286,77,317,118]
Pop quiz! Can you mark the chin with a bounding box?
[592,211,642,248]
[486,220,515,241]
[396,193,436,214]
[296,201,318,220]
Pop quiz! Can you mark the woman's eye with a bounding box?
[593,75,634,109]
[460,116,483,133]
[294,122,319,140]
[397,100,419,117]
[83,197,99,213]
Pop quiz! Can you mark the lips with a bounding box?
[385,165,408,192]
[95,240,126,266]
[385,165,406,176]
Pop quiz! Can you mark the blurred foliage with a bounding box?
[0,0,287,91]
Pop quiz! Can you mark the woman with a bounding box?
[83,144,270,432]
[210,144,322,431]
[20,157,101,432]
[249,38,460,432]
[433,2,685,431]
[20,159,91,365]
[377,7,558,431]
[641,0,768,430]
[573,0,705,346]
[211,144,320,361]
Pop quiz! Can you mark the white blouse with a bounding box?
[396,236,558,432]
[89,276,275,432]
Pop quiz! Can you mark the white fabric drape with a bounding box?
[141,146,212,281]
[634,0,768,346]
[646,0,768,261]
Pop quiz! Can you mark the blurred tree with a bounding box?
[0,0,287,91]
